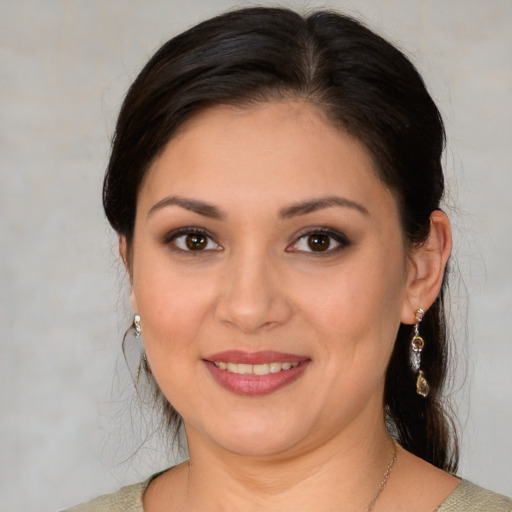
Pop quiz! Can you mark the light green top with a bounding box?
[64,476,512,511]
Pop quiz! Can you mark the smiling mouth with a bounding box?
[204,351,310,396]
[213,361,300,375]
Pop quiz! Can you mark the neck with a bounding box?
[175,421,396,512]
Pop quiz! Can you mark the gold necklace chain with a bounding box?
[366,443,398,511]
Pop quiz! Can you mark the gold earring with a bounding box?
[410,308,429,397]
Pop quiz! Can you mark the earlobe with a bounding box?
[119,235,134,278]
[118,236,139,313]
[401,211,452,324]
[119,236,129,269]
[130,290,139,314]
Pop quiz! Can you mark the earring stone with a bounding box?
[134,314,142,337]
[416,370,429,398]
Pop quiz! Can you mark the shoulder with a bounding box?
[436,479,512,511]
[61,478,150,512]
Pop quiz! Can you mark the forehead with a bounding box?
[138,101,396,218]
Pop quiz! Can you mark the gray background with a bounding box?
[1,1,511,510]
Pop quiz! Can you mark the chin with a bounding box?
[192,412,311,459]
[216,430,303,458]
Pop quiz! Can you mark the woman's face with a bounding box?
[128,101,415,457]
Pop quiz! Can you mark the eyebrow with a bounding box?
[147,195,226,220]
[147,194,368,220]
[279,196,369,218]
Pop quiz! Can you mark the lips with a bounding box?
[204,350,310,396]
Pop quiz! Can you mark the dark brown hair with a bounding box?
[105,7,458,472]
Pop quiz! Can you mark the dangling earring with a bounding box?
[410,308,429,397]
[134,314,142,337]
[133,314,145,388]
[136,353,148,386]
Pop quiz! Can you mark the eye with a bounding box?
[287,229,349,254]
[166,229,221,252]
[303,233,333,252]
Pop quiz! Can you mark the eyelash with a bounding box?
[164,227,221,253]
[163,227,350,255]
[286,227,351,255]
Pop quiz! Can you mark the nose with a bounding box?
[214,250,293,334]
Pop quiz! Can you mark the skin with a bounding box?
[121,101,457,511]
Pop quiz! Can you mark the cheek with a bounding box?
[305,257,406,416]
[299,250,407,358]
[136,273,213,349]
[132,240,213,331]
[134,278,211,415]
[131,254,218,389]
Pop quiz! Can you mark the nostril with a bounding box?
[214,259,294,332]
[214,297,293,333]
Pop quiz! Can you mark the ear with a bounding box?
[401,211,452,325]
[119,236,139,314]
[130,289,139,314]
[118,235,130,272]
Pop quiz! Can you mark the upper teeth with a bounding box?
[213,361,299,375]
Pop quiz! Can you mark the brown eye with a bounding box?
[307,234,331,252]
[186,233,207,250]
[170,230,221,252]
[287,229,348,255]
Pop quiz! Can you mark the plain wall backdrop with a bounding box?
[1,1,511,510]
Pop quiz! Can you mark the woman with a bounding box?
[66,7,511,511]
